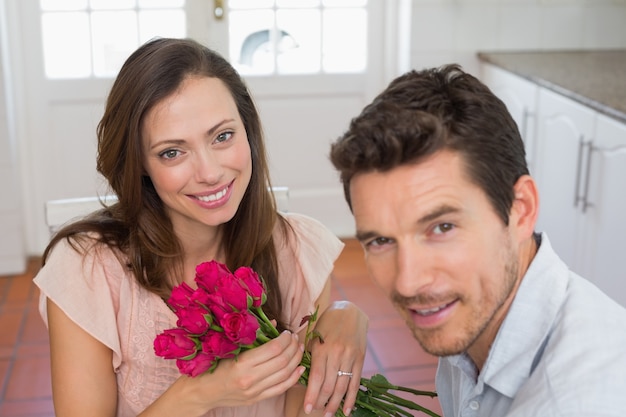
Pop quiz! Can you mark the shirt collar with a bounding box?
[479,233,569,397]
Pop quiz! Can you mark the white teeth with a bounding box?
[197,187,227,202]
[415,304,446,316]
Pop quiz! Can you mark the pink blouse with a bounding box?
[34,213,344,417]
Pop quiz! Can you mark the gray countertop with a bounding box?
[477,50,626,124]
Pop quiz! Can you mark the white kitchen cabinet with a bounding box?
[480,64,539,172]
[577,114,626,307]
[534,89,626,307]
[533,88,596,274]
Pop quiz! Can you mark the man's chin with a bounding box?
[410,327,468,357]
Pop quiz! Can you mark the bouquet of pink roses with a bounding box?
[154,260,440,417]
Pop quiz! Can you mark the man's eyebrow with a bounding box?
[355,230,379,243]
[417,204,460,225]
[355,205,460,242]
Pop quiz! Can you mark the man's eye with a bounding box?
[433,223,454,235]
[368,237,392,247]
[159,149,180,159]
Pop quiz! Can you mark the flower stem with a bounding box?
[253,306,280,338]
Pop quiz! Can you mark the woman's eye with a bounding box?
[433,223,454,235]
[159,149,180,160]
[215,131,233,144]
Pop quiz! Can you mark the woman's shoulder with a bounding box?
[279,212,338,241]
[35,233,130,299]
[275,212,344,274]
[44,232,126,268]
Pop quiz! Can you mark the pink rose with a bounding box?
[176,304,211,335]
[234,266,266,307]
[195,260,232,293]
[167,282,195,311]
[154,328,198,359]
[215,275,248,311]
[206,293,232,321]
[221,311,259,345]
[201,331,239,359]
[176,351,216,377]
[190,286,212,309]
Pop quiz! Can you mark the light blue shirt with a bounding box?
[436,233,626,416]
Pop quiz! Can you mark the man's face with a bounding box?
[350,150,523,360]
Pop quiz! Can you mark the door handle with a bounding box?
[573,135,585,208]
[214,0,224,20]
[582,141,595,214]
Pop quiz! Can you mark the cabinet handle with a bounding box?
[582,142,595,214]
[521,108,534,142]
[573,135,585,208]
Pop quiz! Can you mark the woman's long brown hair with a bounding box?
[43,38,288,328]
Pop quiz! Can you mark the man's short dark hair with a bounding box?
[330,64,529,225]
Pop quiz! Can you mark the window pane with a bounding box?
[322,0,366,7]
[89,0,136,10]
[322,8,366,72]
[41,12,91,78]
[91,11,139,77]
[276,9,320,74]
[40,0,87,12]
[139,10,186,42]
[138,0,185,8]
[229,10,275,75]
[276,0,320,8]
[229,0,274,9]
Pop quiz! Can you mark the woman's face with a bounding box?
[141,76,252,238]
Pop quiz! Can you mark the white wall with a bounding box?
[409,0,626,76]
[0,0,26,275]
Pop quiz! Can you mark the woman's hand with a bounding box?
[208,330,306,408]
[303,300,368,416]
[141,330,305,416]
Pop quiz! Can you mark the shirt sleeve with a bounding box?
[33,237,123,360]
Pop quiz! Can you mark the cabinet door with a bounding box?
[579,114,626,307]
[533,88,596,274]
[480,64,538,170]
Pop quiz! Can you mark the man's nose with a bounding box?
[394,243,435,297]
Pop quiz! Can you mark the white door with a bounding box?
[8,0,391,254]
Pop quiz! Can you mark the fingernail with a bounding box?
[304,404,312,414]
[324,413,333,417]
[344,408,352,416]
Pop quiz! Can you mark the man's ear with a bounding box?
[510,175,539,240]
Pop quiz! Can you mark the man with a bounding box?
[330,64,626,416]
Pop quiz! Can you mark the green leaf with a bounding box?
[351,407,378,417]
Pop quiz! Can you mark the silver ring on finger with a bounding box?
[337,370,353,378]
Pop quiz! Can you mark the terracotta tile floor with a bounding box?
[0,239,441,416]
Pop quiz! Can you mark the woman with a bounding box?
[34,38,367,417]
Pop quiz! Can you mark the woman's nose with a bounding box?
[194,150,224,185]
